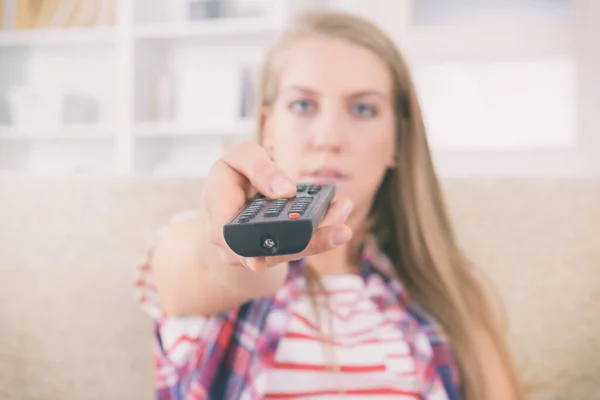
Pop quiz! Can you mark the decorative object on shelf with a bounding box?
[0,0,116,31]
[4,86,102,134]
[187,0,270,21]
[189,0,223,20]
[239,66,257,119]
[62,92,101,125]
[6,86,63,130]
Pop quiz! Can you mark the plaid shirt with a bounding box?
[135,212,462,400]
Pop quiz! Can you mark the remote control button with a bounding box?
[264,211,280,218]
[296,184,307,192]
[288,212,301,219]
[294,199,312,204]
[290,195,311,213]
[238,216,250,223]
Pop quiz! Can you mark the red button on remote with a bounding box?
[288,212,301,219]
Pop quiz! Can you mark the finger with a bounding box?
[202,160,248,247]
[243,256,269,274]
[318,197,354,228]
[217,247,244,266]
[221,141,296,199]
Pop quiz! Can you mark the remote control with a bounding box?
[223,182,336,257]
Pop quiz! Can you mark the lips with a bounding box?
[303,167,349,181]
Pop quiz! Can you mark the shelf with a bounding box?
[0,27,116,46]
[0,125,114,140]
[134,120,256,137]
[134,17,280,40]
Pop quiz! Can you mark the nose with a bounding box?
[308,105,347,152]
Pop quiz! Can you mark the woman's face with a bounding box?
[262,36,397,217]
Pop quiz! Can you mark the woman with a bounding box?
[135,10,524,400]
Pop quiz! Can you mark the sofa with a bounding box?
[0,175,598,400]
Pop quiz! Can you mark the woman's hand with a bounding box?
[201,141,354,273]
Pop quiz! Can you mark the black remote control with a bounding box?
[223,182,336,257]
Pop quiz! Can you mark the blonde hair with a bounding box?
[255,10,524,400]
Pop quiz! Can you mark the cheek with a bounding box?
[354,117,396,164]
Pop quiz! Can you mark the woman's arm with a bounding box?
[150,141,353,318]
[150,211,289,317]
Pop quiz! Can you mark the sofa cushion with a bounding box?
[0,176,597,400]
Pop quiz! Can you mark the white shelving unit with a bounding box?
[0,0,292,177]
[0,0,596,178]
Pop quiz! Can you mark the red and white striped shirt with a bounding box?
[264,274,433,400]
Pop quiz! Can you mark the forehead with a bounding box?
[277,36,392,94]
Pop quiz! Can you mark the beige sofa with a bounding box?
[0,175,598,400]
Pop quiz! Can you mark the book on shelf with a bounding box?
[0,0,116,31]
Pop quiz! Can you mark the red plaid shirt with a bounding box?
[135,212,462,399]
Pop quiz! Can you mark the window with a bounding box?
[412,56,577,151]
[413,0,572,25]
[368,0,598,176]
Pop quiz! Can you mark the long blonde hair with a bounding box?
[255,10,524,400]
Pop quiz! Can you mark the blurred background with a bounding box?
[0,1,598,400]
[0,0,597,178]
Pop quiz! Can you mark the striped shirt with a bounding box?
[134,212,462,400]
[266,274,429,399]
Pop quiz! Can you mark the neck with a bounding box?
[305,245,354,276]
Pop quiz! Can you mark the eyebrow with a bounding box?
[285,85,386,99]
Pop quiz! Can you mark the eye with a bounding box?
[289,99,316,115]
[351,103,377,118]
